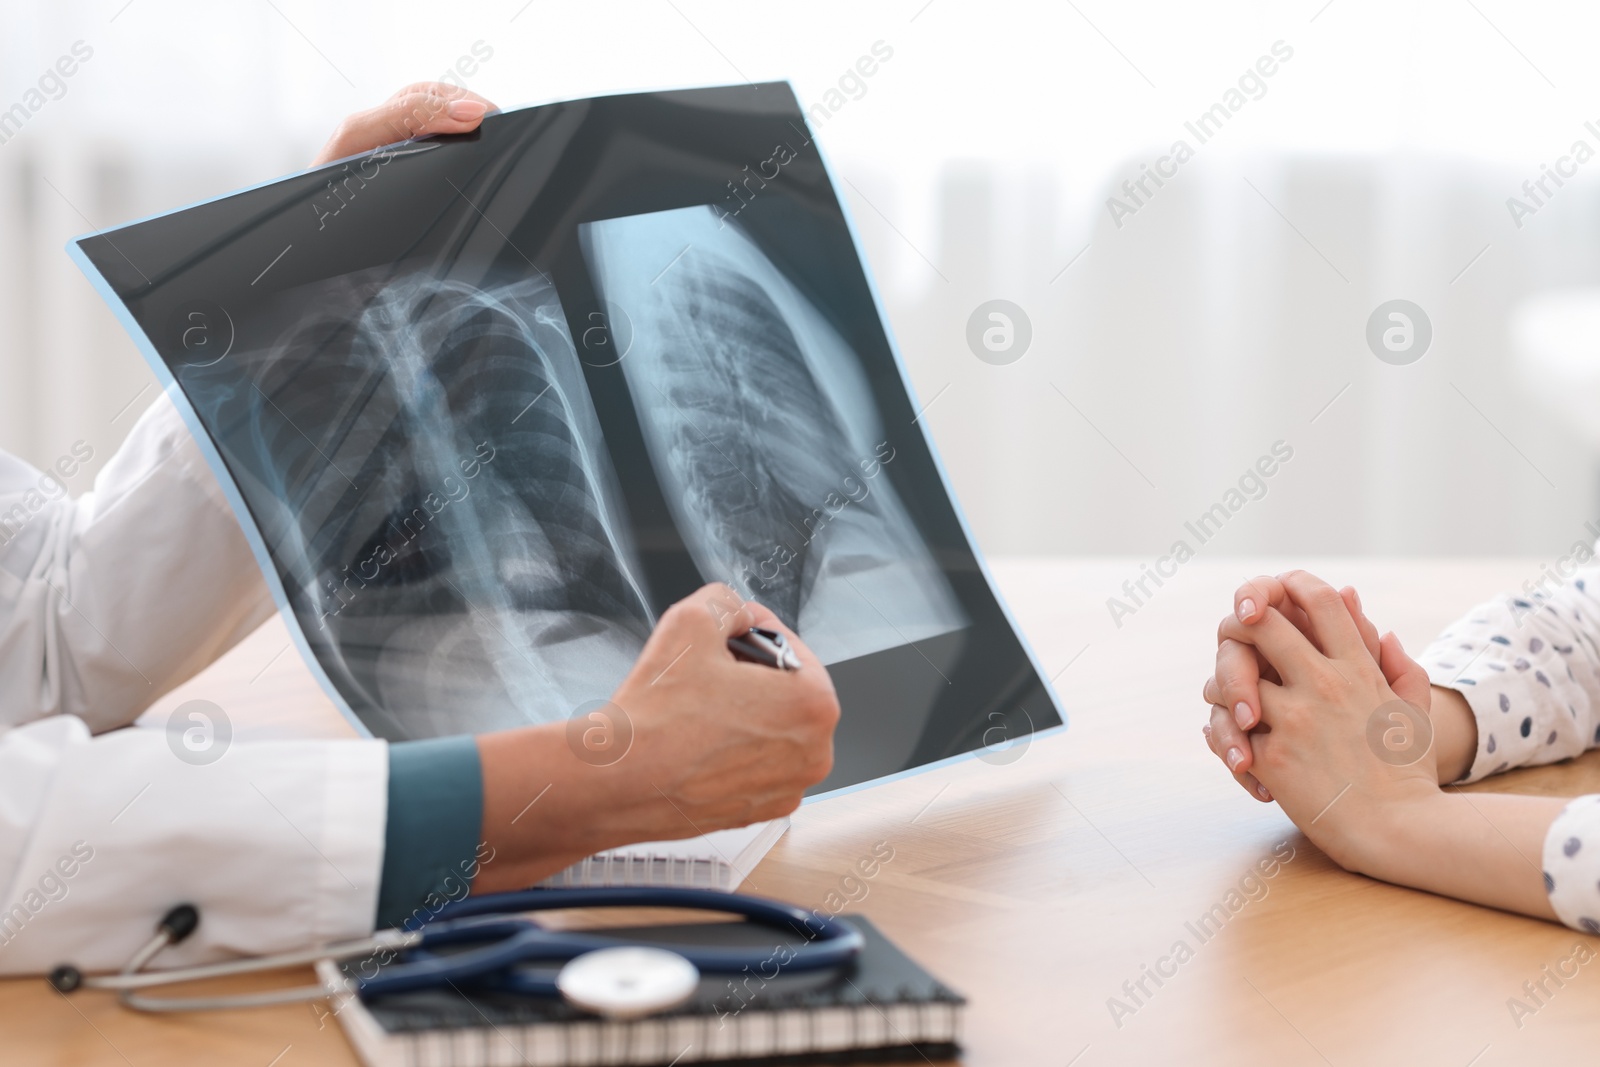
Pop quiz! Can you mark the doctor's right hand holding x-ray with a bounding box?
[0,83,840,976]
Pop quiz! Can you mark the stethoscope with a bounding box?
[48,886,864,1019]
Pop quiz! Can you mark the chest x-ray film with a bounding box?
[70,82,1063,794]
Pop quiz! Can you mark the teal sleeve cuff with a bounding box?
[376,735,484,931]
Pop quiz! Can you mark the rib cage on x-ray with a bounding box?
[180,269,652,737]
[582,206,966,664]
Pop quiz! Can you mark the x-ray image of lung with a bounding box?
[71,82,1064,787]
[179,268,653,736]
[581,206,966,664]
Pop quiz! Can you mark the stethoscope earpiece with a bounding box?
[48,964,83,993]
[50,903,200,997]
[159,904,200,943]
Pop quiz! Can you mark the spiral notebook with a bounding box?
[538,819,788,892]
[316,913,964,1067]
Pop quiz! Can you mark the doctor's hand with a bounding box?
[311,82,496,167]
[473,584,839,893]
[610,584,840,830]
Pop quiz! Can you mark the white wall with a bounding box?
[3,0,1599,559]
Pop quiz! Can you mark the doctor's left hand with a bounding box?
[311,82,496,167]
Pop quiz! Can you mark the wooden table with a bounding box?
[5,558,1598,1066]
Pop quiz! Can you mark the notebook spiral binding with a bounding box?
[384,1000,963,1067]
[318,952,963,1067]
[537,853,732,891]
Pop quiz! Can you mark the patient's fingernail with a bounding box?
[1352,588,1362,613]
[1256,784,1272,802]
[1233,702,1252,729]
[448,99,487,120]
[1226,747,1244,771]
[1238,598,1256,621]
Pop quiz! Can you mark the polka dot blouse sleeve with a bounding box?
[1543,795,1600,934]
[1414,565,1600,784]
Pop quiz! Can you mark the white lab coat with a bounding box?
[0,394,387,974]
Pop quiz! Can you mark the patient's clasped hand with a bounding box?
[1199,570,1590,926]
[1204,573,1456,864]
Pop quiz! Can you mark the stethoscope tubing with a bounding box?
[361,886,862,997]
[94,929,418,990]
[60,886,863,1012]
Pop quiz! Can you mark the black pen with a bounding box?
[726,626,802,671]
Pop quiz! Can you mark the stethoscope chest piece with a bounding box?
[556,946,699,1019]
